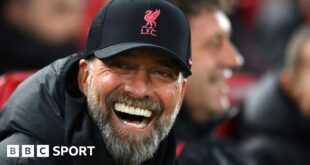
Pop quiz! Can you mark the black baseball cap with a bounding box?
[83,0,192,77]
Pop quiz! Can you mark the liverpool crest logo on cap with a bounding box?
[141,9,161,36]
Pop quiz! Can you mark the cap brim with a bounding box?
[93,42,191,76]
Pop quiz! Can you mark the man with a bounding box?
[0,0,84,73]
[169,0,253,165]
[171,0,243,140]
[0,0,191,164]
[235,26,310,165]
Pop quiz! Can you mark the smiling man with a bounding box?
[79,49,187,164]
[0,0,191,164]
[170,0,243,141]
[169,0,252,165]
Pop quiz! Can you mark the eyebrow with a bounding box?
[154,60,179,71]
[115,50,180,69]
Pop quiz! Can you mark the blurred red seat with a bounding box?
[80,0,107,47]
[0,71,34,109]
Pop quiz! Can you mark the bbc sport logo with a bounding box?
[7,145,95,157]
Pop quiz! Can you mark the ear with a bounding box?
[280,70,295,98]
[5,1,24,27]
[78,59,89,95]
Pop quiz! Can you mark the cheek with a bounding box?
[186,62,214,97]
[298,75,310,101]
[294,75,310,116]
[156,84,183,116]
[294,74,308,95]
[192,55,216,75]
[91,74,124,106]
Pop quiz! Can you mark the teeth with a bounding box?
[123,119,147,128]
[114,103,152,118]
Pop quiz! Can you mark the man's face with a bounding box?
[78,48,187,164]
[185,9,243,122]
[292,40,310,117]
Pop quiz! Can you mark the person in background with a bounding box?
[0,0,85,74]
[235,25,310,165]
[171,0,243,143]
[169,0,255,165]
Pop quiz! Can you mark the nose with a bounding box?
[219,41,244,69]
[123,70,152,99]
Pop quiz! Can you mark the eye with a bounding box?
[107,60,134,70]
[207,35,223,49]
[111,61,129,69]
[104,59,137,74]
[153,70,172,77]
[151,68,178,82]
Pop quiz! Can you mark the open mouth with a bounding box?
[113,103,154,129]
